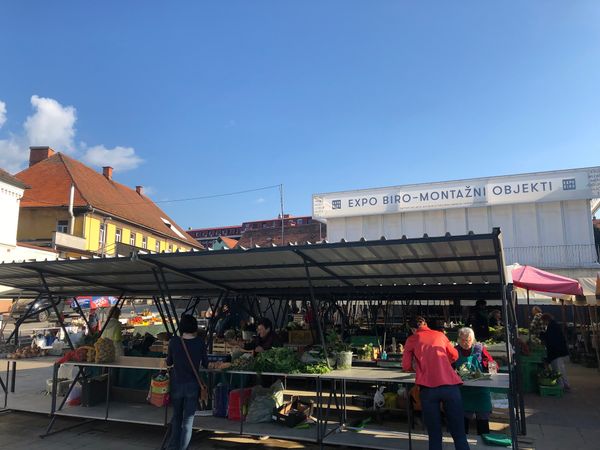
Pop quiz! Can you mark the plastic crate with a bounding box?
[539,385,563,398]
[519,361,541,393]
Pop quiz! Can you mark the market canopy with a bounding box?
[0,229,507,300]
[511,264,584,296]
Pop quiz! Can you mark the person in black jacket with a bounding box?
[166,315,208,450]
[468,300,490,341]
[540,313,571,391]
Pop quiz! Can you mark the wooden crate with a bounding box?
[288,330,314,345]
[211,340,235,354]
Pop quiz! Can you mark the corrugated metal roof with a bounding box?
[0,229,506,299]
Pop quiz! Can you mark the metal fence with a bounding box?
[504,244,600,268]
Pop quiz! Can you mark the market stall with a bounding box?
[0,228,519,449]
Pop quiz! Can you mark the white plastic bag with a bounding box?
[57,364,73,380]
[66,383,82,406]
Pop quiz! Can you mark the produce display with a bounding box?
[538,367,561,386]
[57,346,92,364]
[235,347,332,374]
[228,353,255,371]
[208,361,232,370]
[94,337,115,363]
[456,363,491,381]
[6,346,48,359]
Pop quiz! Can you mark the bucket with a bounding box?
[336,351,353,370]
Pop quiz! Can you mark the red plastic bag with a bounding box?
[228,388,252,421]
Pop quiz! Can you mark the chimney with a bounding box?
[136,185,143,195]
[29,146,55,167]
[102,166,113,180]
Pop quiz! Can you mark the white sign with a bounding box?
[313,167,600,219]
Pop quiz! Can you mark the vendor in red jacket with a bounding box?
[402,316,470,450]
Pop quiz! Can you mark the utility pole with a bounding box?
[279,184,285,246]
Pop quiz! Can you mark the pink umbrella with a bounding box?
[512,265,584,296]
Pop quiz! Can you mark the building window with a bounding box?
[57,220,69,234]
[168,243,173,252]
[130,232,136,246]
[142,236,147,249]
[297,219,303,225]
[155,241,160,253]
[115,228,122,243]
[99,223,105,245]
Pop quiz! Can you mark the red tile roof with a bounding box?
[15,152,201,248]
[218,236,239,249]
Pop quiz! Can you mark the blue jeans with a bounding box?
[168,381,199,450]
[420,385,470,450]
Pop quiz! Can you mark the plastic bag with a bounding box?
[246,380,284,423]
[66,383,82,406]
[57,364,73,380]
[148,372,170,407]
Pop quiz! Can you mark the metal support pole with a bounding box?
[5,294,42,345]
[38,273,75,350]
[71,297,90,331]
[158,267,180,332]
[152,270,177,335]
[303,260,329,366]
[153,296,172,336]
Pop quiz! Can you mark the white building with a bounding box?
[313,167,600,276]
[0,168,57,302]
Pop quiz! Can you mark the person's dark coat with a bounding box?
[469,306,490,341]
[540,320,569,362]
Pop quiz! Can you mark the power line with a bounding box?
[22,184,282,208]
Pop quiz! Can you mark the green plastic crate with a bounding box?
[539,384,563,398]
[519,360,542,393]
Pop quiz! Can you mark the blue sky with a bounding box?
[1,1,599,228]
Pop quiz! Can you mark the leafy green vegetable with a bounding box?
[253,347,303,373]
[301,362,331,374]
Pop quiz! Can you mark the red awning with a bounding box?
[512,265,583,296]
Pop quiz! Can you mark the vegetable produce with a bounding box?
[228,353,255,371]
[456,363,491,381]
[253,347,302,373]
[94,337,115,363]
[300,362,331,374]
[209,361,232,370]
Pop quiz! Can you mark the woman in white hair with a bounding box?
[454,327,495,435]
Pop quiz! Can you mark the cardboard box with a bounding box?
[288,330,313,345]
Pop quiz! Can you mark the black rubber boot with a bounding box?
[464,417,470,434]
[476,419,490,435]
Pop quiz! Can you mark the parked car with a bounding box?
[9,297,65,322]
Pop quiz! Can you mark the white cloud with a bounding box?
[82,145,143,172]
[255,197,266,204]
[0,136,27,174]
[0,101,6,128]
[24,95,77,152]
[0,96,141,175]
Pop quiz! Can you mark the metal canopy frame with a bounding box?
[0,230,505,300]
[0,229,522,448]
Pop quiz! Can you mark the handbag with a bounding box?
[180,337,209,409]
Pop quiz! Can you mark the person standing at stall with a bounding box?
[455,327,494,435]
[402,316,470,450]
[468,300,490,341]
[103,307,124,357]
[529,306,545,342]
[540,313,571,391]
[166,314,208,450]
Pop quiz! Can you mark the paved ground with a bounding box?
[0,359,598,449]
[0,412,314,450]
